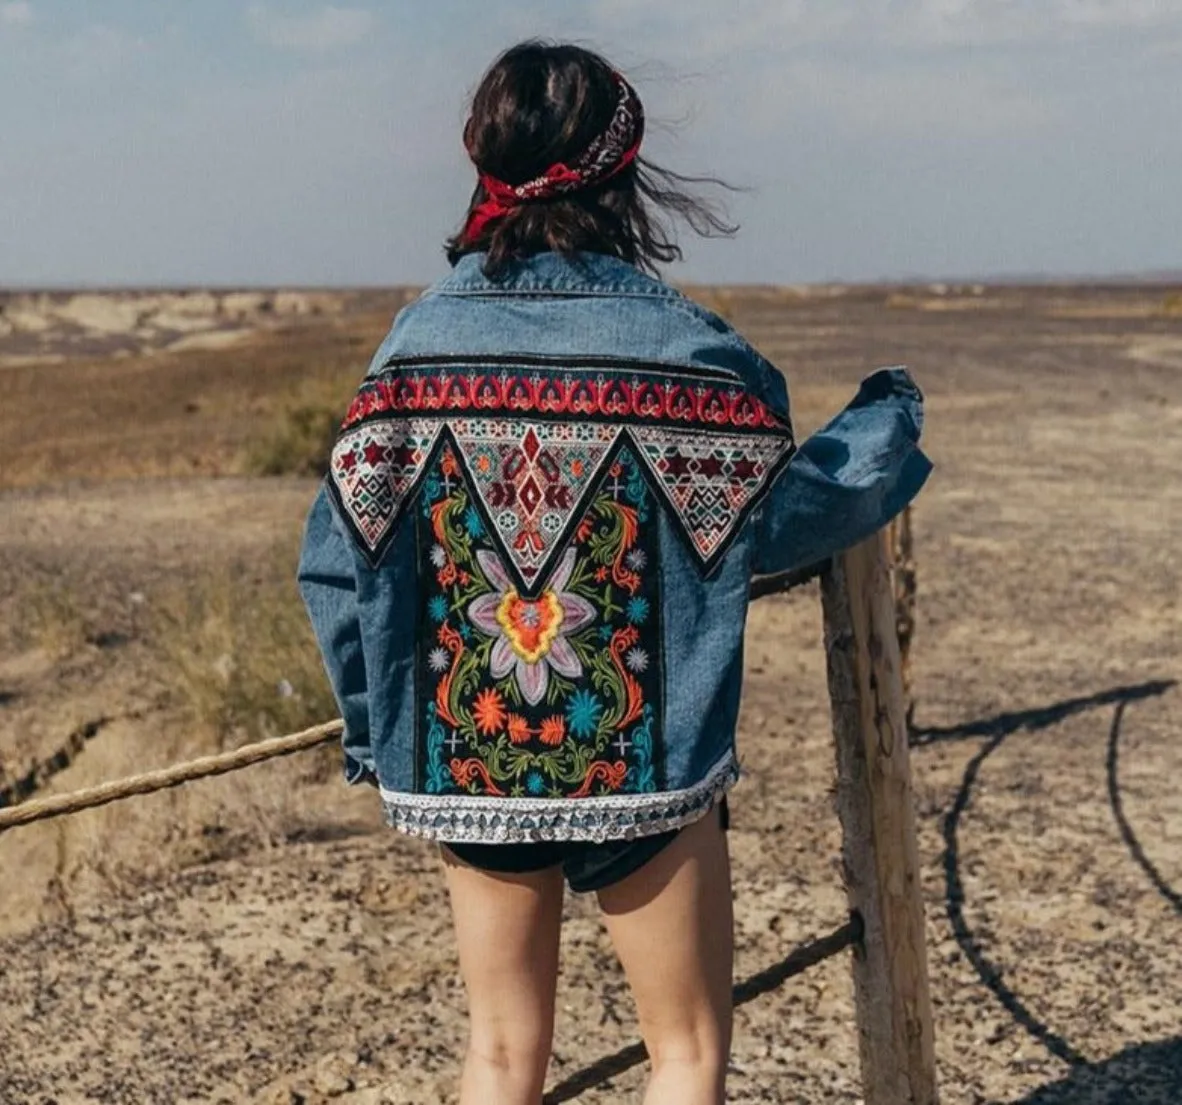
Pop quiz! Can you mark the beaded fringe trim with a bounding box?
[379,753,739,844]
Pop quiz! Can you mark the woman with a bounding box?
[299,41,930,1105]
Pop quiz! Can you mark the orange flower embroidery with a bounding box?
[538,715,566,747]
[594,566,609,583]
[495,590,565,664]
[472,687,507,736]
[507,713,532,745]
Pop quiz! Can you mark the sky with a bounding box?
[1,0,1180,286]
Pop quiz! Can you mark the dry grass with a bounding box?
[35,717,349,917]
[1,551,351,927]
[3,284,1182,1103]
[151,545,339,754]
[242,376,357,478]
[19,584,91,659]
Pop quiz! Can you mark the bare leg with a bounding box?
[596,806,733,1105]
[441,848,565,1105]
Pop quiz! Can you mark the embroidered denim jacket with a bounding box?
[298,252,931,844]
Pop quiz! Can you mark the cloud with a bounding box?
[248,5,376,52]
[0,1,33,27]
[589,0,1182,55]
[577,0,1182,145]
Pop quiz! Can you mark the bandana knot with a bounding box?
[462,73,645,244]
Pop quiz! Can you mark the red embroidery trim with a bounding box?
[343,372,785,433]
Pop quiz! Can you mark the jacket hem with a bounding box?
[377,752,740,844]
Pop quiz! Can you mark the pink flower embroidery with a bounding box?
[467,548,596,706]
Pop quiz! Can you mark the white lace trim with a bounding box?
[378,753,740,844]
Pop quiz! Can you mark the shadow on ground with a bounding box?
[1010,1037,1182,1105]
[933,679,1177,1067]
[911,680,1176,748]
[925,679,1180,1100]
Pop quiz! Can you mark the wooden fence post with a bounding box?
[821,529,938,1105]
[889,505,918,725]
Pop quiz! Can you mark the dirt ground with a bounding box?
[0,283,1179,1104]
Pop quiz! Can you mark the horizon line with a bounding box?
[3,269,1181,295]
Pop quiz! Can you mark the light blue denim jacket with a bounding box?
[298,252,930,843]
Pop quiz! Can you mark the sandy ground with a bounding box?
[0,284,1179,1104]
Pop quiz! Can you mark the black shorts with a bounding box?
[444,798,729,894]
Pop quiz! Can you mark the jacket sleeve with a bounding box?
[297,484,375,785]
[753,366,932,576]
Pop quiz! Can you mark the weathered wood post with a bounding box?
[821,529,938,1105]
[889,505,918,725]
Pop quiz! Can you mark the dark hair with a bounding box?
[446,41,737,278]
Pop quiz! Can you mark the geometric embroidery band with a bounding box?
[328,417,794,588]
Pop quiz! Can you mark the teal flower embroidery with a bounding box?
[526,770,547,796]
[464,506,485,539]
[566,689,602,739]
[427,595,449,624]
[626,596,650,625]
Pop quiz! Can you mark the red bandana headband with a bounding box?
[462,72,645,244]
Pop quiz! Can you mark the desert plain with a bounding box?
[0,281,1179,1103]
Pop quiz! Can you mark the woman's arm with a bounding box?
[297,485,374,784]
[753,367,932,576]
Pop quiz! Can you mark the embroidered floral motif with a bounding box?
[467,547,597,705]
[416,445,664,800]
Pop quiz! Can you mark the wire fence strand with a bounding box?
[0,720,343,834]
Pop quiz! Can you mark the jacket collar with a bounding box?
[431,251,679,298]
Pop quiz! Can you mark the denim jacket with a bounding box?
[298,252,931,844]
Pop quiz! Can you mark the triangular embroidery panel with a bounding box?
[329,420,443,565]
[448,419,623,595]
[629,426,795,570]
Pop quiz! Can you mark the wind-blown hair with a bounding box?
[446,41,736,278]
